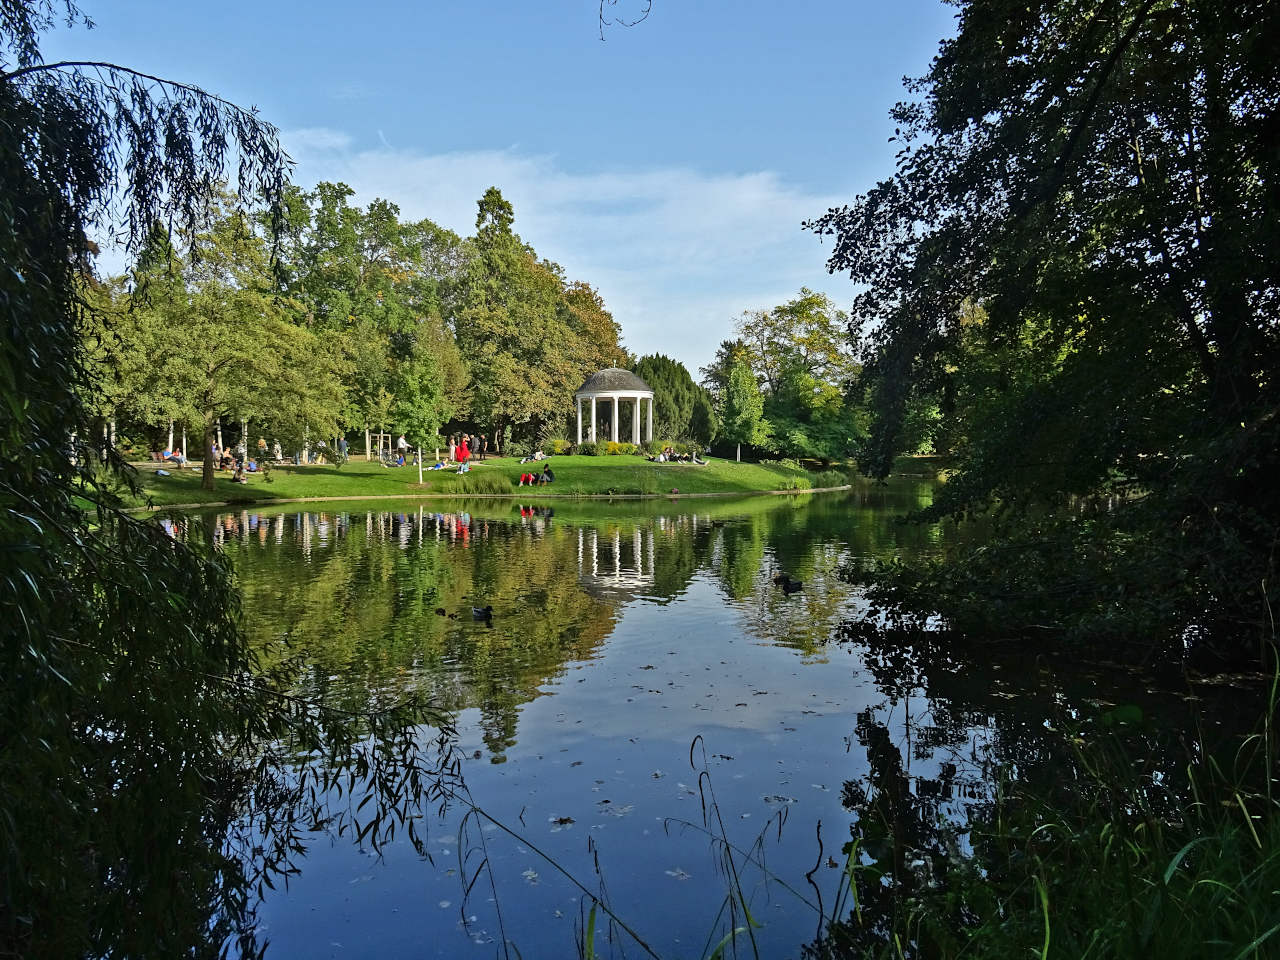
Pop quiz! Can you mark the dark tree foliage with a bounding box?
[633,353,697,440]
[809,0,1280,658]
[1,5,457,956]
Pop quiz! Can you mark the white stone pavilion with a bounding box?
[574,368,655,445]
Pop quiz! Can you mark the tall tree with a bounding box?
[633,353,697,439]
[808,0,1280,654]
[148,201,347,490]
[699,338,751,399]
[450,187,627,444]
[721,359,771,462]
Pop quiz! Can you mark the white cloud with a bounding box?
[279,128,850,371]
[284,127,355,153]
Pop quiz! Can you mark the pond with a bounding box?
[201,480,1244,958]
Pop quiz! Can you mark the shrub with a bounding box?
[604,441,638,456]
[455,472,513,495]
[549,438,572,455]
[810,469,850,488]
[577,441,598,456]
[760,457,804,471]
[642,439,664,456]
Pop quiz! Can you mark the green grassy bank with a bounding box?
[129,455,849,508]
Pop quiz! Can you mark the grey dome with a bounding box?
[576,367,653,395]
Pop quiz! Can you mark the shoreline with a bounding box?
[128,484,854,513]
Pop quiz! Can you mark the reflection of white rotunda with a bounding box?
[577,526,656,595]
[574,368,655,445]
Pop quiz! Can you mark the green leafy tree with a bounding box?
[688,385,720,446]
[699,338,751,399]
[808,0,1280,656]
[390,313,463,447]
[721,359,771,462]
[144,200,348,489]
[280,181,466,452]
[450,187,627,445]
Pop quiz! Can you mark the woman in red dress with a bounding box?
[457,436,471,464]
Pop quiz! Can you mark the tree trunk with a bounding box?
[167,419,174,452]
[201,411,215,491]
[736,442,741,462]
[365,427,371,461]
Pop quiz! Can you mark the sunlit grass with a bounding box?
[129,455,841,507]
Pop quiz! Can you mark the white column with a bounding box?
[576,396,582,445]
[590,396,597,442]
[167,419,174,451]
[612,396,619,442]
[647,397,653,442]
[632,395,640,444]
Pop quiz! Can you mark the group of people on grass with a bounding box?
[647,446,706,464]
[518,463,555,486]
[208,438,277,483]
[448,433,489,464]
[388,432,490,473]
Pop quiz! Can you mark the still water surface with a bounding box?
[205,481,1220,958]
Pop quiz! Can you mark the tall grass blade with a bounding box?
[584,902,597,960]
[1163,837,1211,885]
[1231,922,1280,960]
[707,926,748,960]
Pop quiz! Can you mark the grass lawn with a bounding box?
[130,455,849,508]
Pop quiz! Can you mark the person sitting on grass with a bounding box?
[246,459,258,472]
[161,448,188,469]
[428,460,446,470]
[518,472,534,486]
[457,461,470,474]
[540,463,555,484]
[232,462,247,484]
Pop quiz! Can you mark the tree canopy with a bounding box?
[808,0,1280,656]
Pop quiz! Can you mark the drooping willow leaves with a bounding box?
[1,4,459,956]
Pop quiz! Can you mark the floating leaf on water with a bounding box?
[665,868,692,880]
[521,869,539,884]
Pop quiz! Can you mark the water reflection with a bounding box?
[210,481,1198,958]
[157,482,1257,958]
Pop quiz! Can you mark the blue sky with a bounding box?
[47,1,957,372]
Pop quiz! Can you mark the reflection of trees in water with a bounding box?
[217,508,618,759]
[806,622,1253,958]
[207,486,960,759]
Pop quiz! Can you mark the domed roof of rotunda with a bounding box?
[575,367,653,395]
